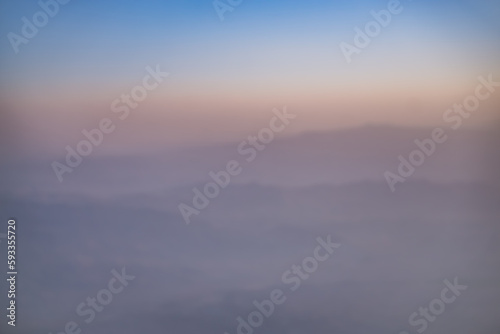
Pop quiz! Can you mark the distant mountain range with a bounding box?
[2,125,499,197]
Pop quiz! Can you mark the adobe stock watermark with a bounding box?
[213,0,244,21]
[48,267,135,334]
[399,277,467,334]
[384,74,499,192]
[7,0,72,54]
[51,64,169,182]
[178,106,296,224]
[340,0,405,64]
[224,235,340,334]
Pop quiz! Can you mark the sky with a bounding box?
[1,0,499,159]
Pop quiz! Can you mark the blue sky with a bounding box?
[0,0,499,157]
[1,0,498,86]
